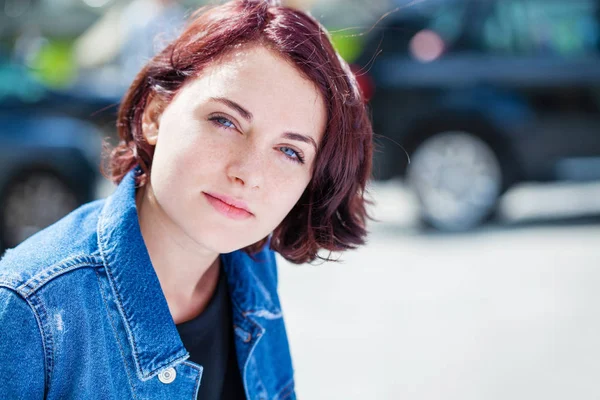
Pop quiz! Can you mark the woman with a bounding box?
[0,1,372,399]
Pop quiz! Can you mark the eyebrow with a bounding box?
[210,96,319,152]
[282,132,318,153]
[210,96,253,122]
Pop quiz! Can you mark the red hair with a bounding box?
[105,0,373,264]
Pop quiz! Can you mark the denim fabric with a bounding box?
[0,168,296,400]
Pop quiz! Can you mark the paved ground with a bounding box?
[277,181,600,400]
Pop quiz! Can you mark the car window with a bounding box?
[426,3,467,46]
[363,0,468,61]
[480,0,600,57]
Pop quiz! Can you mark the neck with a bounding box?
[136,183,221,324]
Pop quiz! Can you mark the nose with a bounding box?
[226,144,264,189]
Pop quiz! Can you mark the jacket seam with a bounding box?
[96,219,146,380]
[238,308,266,400]
[181,361,203,399]
[276,378,296,400]
[94,268,139,400]
[26,292,55,395]
[96,206,141,368]
[15,255,104,297]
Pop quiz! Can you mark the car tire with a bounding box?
[0,169,78,251]
[406,130,504,232]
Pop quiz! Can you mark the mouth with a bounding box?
[203,192,254,220]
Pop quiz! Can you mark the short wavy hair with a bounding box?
[105,0,373,264]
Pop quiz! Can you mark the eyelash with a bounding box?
[207,115,306,164]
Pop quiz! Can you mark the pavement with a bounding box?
[277,181,600,399]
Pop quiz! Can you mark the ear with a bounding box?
[141,93,165,146]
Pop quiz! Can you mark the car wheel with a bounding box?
[406,130,503,232]
[0,170,78,249]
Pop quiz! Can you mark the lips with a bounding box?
[203,192,253,220]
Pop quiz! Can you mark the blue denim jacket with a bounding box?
[0,168,295,400]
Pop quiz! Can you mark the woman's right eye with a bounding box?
[209,116,236,130]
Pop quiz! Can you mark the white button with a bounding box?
[158,367,177,384]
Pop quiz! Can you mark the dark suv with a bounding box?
[356,0,600,231]
[0,63,104,253]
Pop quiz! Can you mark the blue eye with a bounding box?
[209,116,236,129]
[280,146,305,164]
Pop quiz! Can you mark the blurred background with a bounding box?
[1,0,600,398]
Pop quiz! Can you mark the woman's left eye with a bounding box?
[280,146,305,164]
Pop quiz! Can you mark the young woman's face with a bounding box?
[142,44,326,253]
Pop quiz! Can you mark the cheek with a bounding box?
[263,169,310,215]
[154,121,228,175]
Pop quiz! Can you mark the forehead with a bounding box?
[173,44,326,138]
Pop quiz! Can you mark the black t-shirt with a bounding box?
[175,269,246,400]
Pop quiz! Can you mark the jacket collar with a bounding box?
[96,167,280,380]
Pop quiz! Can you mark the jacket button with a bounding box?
[158,367,177,384]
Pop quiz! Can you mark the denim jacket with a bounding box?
[0,168,295,400]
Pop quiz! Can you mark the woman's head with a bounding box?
[106,0,373,264]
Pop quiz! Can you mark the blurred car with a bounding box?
[0,64,103,253]
[355,0,600,231]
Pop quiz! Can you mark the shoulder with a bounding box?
[229,241,279,286]
[0,199,106,295]
[223,241,283,315]
[0,285,46,396]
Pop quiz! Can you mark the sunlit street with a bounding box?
[279,181,600,400]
